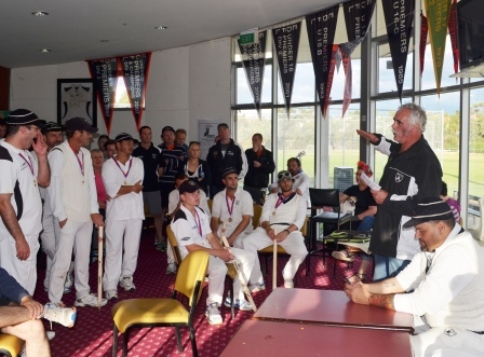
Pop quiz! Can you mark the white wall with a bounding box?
[9,37,231,142]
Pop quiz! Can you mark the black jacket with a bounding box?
[206,139,245,188]
[243,147,275,189]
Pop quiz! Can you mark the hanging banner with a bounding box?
[306,5,339,119]
[272,22,302,114]
[420,12,428,76]
[340,39,363,117]
[87,57,119,134]
[343,0,376,41]
[424,0,451,95]
[238,31,267,114]
[382,0,415,101]
[448,0,459,75]
[335,49,342,73]
[120,52,152,130]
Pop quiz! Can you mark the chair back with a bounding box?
[167,225,182,266]
[309,188,340,209]
[253,204,263,229]
[174,250,209,307]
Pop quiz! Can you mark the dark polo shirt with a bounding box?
[133,143,163,192]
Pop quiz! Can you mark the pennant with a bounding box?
[306,5,339,119]
[238,31,267,114]
[339,40,363,117]
[87,57,119,134]
[343,0,376,41]
[382,0,415,101]
[120,52,152,130]
[420,12,428,76]
[334,48,342,73]
[448,0,459,75]
[424,0,451,94]
[272,22,302,114]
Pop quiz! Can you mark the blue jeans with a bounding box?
[357,216,375,232]
[373,254,410,282]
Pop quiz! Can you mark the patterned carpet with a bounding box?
[33,230,366,357]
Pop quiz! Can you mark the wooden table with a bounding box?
[253,288,414,332]
[220,319,413,357]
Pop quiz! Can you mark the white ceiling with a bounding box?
[1,0,345,69]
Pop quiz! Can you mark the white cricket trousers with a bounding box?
[206,248,256,306]
[40,207,56,290]
[49,220,93,303]
[412,327,484,357]
[0,234,40,295]
[103,218,142,291]
[242,227,308,285]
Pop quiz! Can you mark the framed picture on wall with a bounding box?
[57,78,97,126]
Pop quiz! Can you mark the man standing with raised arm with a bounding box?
[0,109,49,294]
[48,117,105,307]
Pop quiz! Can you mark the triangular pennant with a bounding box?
[306,5,339,119]
[272,22,302,115]
[343,0,376,41]
[420,12,428,76]
[382,0,415,101]
[424,0,451,95]
[238,31,267,114]
[448,0,459,76]
[339,39,362,117]
[120,52,152,131]
[87,57,120,134]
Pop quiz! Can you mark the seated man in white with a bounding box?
[345,198,484,357]
[171,180,256,325]
[211,167,253,248]
[243,170,308,290]
[166,172,211,275]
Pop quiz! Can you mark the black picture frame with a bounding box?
[57,78,97,126]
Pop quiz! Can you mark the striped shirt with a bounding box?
[157,143,187,184]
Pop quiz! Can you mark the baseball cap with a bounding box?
[5,109,46,128]
[114,132,138,143]
[64,117,98,134]
[42,121,64,134]
[179,180,200,195]
[222,167,238,178]
[402,198,455,229]
[277,170,293,182]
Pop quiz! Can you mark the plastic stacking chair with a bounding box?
[0,334,24,357]
[111,250,210,357]
[306,188,352,275]
[167,225,237,318]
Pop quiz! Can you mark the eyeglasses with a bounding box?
[278,172,292,180]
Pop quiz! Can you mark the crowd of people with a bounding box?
[1,102,483,356]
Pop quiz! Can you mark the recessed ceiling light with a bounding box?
[40,49,51,53]
[100,40,109,43]
[154,26,168,30]
[32,11,49,16]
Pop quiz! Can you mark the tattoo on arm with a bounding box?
[369,294,396,311]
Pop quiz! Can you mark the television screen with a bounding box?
[458,0,484,70]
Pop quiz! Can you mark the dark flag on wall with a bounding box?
[120,52,152,130]
[382,0,415,101]
[343,0,376,41]
[340,39,363,117]
[420,12,428,76]
[448,0,459,75]
[272,22,302,115]
[87,57,120,134]
[238,31,267,114]
[306,4,340,119]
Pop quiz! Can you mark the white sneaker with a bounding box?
[249,283,266,293]
[166,263,177,275]
[119,276,136,291]
[74,294,107,307]
[42,303,77,328]
[223,297,253,311]
[205,303,223,325]
[284,279,294,289]
[105,289,118,301]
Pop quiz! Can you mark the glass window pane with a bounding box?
[377,43,414,94]
[469,88,484,198]
[276,62,315,105]
[421,36,460,90]
[236,64,272,105]
[235,109,272,151]
[277,108,315,186]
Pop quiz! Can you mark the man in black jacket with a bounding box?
[357,103,442,281]
[243,133,275,203]
[206,123,247,198]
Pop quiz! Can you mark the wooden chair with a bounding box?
[111,250,209,357]
[0,334,24,357]
[167,225,237,318]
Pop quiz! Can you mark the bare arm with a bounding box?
[356,205,377,220]
[115,180,143,197]
[345,278,404,311]
[32,133,50,187]
[0,194,29,260]
[210,217,220,236]
[227,215,251,245]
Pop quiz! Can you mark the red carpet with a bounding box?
[34,230,367,356]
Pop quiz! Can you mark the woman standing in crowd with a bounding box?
[180,141,211,195]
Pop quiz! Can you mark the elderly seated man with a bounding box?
[0,267,76,357]
[345,198,484,357]
[243,170,308,290]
